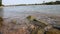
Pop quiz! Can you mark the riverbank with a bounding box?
[0,4,60,7]
[0,13,60,34]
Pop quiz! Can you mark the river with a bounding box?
[0,5,60,18]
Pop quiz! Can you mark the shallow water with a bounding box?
[0,5,60,18]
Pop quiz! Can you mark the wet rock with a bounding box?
[44,25,53,31]
[26,15,36,21]
[29,26,45,34]
[28,24,45,34]
[27,16,47,28]
[37,29,45,34]
[0,32,2,34]
[53,26,60,30]
[0,17,3,27]
[52,20,60,29]
[0,17,3,21]
[46,28,60,34]
[30,25,35,29]
[0,23,3,27]
[26,15,60,34]
[31,19,48,28]
[15,27,30,34]
[11,19,17,24]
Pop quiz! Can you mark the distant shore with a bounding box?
[0,1,60,7]
[0,4,59,7]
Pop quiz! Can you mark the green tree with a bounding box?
[0,0,2,6]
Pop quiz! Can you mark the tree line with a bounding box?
[42,1,60,5]
[0,0,2,6]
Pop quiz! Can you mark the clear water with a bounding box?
[0,5,60,18]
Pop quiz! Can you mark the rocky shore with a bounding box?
[0,14,60,34]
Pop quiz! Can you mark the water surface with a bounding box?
[0,5,60,18]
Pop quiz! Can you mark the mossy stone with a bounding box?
[27,15,36,21]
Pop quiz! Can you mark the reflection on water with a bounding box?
[0,8,4,17]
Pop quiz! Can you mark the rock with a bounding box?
[30,25,35,29]
[0,32,2,34]
[31,19,47,28]
[28,24,45,34]
[44,25,53,31]
[11,19,17,24]
[26,15,36,21]
[37,29,45,34]
[0,17,3,27]
[16,27,29,34]
[26,15,48,28]
[0,23,3,27]
[0,17,3,21]
[53,27,60,30]
[46,28,60,34]
[30,28,45,34]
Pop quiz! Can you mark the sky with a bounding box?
[2,0,56,5]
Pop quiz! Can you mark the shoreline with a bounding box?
[0,13,60,34]
[0,5,60,7]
